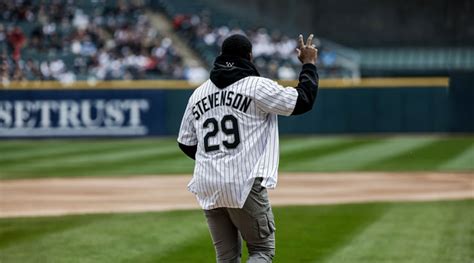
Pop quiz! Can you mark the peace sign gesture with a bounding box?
[296,34,318,65]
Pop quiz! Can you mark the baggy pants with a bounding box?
[204,178,276,263]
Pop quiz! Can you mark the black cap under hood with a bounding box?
[210,54,260,89]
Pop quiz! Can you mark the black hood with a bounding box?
[210,54,260,89]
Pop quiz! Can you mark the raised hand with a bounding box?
[296,34,318,65]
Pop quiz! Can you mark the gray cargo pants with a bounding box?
[204,178,276,263]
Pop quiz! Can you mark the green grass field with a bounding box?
[0,135,473,179]
[1,135,473,262]
[0,200,472,263]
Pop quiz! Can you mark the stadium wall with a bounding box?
[0,77,471,138]
[0,89,167,137]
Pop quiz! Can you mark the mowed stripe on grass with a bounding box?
[321,200,473,263]
[0,136,473,179]
[280,137,376,165]
[279,136,351,154]
[0,200,471,263]
[0,211,209,263]
[286,137,437,171]
[0,139,188,178]
[439,144,474,171]
[5,143,177,171]
[365,137,474,171]
[0,139,170,164]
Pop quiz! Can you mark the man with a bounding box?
[178,33,318,263]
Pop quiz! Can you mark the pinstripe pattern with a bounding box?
[178,76,298,209]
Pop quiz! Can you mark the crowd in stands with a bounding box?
[0,0,187,82]
[172,13,340,80]
[0,1,348,83]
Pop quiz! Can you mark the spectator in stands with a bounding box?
[0,52,10,83]
[7,26,26,61]
[24,59,44,80]
[0,24,6,43]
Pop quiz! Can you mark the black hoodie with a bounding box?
[210,54,260,89]
[178,54,319,160]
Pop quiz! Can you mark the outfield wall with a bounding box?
[0,76,472,138]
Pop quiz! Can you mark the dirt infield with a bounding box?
[0,172,472,218]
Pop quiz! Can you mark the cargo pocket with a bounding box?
[268,211,276,233]
[257,213,275,239]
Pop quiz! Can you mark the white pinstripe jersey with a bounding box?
[178,76,298,210]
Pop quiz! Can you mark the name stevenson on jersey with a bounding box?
[192,90,253,120]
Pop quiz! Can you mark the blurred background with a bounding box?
[0,0,473,137]
[0,1,473,262]
[1,0,473,82]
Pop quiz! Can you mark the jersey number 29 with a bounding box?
[203,115,240,152]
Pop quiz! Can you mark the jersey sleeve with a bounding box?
[177,99,198,146]
[254,78,299,116]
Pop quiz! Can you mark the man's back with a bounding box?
[179,75,299,209]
